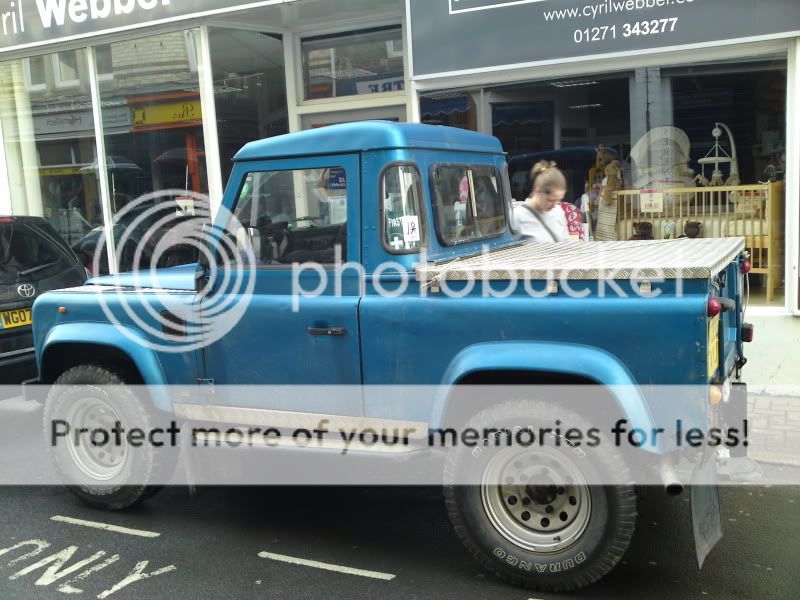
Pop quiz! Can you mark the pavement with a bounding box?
[739,310,800,466]
[748,394,800,466]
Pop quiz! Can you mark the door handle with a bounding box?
[308,327,347,337]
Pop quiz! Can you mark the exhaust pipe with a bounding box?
[659,459,684,496]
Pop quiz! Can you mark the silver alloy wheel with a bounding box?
[64,396,128,481]
[481,448,591,553]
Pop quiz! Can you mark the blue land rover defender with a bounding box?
[32,123,751,592]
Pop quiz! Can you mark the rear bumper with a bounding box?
[721,382,748,457]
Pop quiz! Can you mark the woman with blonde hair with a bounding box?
[513,161,569,242]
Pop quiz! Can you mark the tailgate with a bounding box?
[707,253,748,382]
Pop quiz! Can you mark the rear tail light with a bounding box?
[742,260,752,274]
[742,323,754,343]
[0,217,15,223]
[708,298,722,317]
[708,297,735,317]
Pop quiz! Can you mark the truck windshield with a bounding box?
[431,164,507,246]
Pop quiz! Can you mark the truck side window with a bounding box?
[431,164,507,246]
[232,167,348,265]
[381,164,424,253]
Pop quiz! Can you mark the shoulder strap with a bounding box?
[520,202,559,242]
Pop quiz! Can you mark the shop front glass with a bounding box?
[92,30,209,273]
[209,28,288,185]
[301,27,404,101]
[428,57,788,303]
[0,49,101,246]
[420,91,477,130]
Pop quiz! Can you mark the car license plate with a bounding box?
[0,307,32,329]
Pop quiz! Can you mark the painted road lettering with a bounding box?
[0,538,176,598]
[97,561,178,599]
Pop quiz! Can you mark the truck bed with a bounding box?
[415,237,745,281]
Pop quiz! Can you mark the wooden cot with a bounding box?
[614,182,785,301]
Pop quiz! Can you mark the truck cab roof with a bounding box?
[233,121,505,161]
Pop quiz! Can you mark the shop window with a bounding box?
[52,51,80,88]
[300,105,405,130]
[493,101,555,159]
[93,30,209,274]
[470,59,786,302]
[0,49,99,252]
[381,164,424,253]
[301,27,404,101]
[209,28,288,184]
[23,56,46,92]
[95,46,113,82]
[420,92,476,131]
[431,164,506,246]
[233,167,348,264]
[184,30,199,73]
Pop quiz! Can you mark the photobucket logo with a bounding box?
[291,245,685,309]
[91,190,256,353]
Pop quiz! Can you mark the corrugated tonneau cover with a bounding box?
[415,238,746,282]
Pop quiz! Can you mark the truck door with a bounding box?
[200,154,363,415]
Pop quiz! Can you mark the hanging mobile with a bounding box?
[697,122,740,187]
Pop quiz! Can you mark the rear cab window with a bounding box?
[381,163,424,253]
[430,164,507,246]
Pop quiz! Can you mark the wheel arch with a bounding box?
[39,323,172,411]
[433,342,658,453]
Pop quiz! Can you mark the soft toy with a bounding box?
[709,169,725,187]
[679,221,703,239]
[630,221,654,240]
[601,160,623,205]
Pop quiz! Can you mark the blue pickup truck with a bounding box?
[31,122,752,592]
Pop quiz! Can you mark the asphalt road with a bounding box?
[1,401,799,600]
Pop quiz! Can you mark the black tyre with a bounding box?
[43,364,173,510]
[443,399,637,592]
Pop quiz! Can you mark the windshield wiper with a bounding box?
[19,261,60,277]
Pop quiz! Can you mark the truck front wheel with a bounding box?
[42,365,174,510]
[443,399,637,592]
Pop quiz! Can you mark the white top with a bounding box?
[512,201,569,242]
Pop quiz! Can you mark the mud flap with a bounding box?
[691,449,722,569]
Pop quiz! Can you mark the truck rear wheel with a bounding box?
[443,399,637,592]
[42,365,173,510]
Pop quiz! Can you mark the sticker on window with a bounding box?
[401,216,420,242]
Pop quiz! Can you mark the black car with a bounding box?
[0,217,87,385]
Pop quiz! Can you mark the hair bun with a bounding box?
[532,160,557,177]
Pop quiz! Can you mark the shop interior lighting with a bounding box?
[551,80,599,88]
[569,103,603,110]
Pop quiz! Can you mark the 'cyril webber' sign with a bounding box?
[410,0,800,78]
[0,0,290,52]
